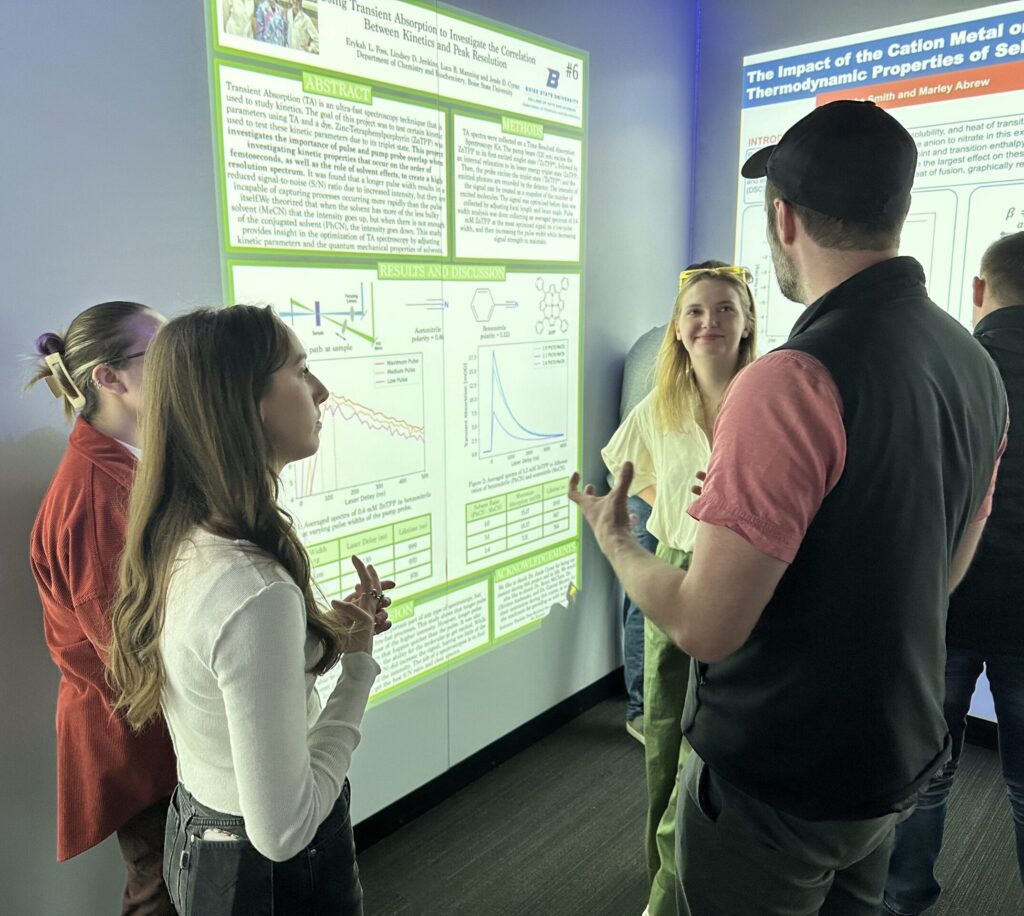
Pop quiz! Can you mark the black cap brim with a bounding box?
[741,145,774,179]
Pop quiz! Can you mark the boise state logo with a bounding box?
[546,68,560,89]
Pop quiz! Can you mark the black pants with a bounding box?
[163,782,363,916]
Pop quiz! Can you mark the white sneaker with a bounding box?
[626,715,645,746]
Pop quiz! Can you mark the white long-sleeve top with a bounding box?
[160,528,379,861]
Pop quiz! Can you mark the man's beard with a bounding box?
[767,210,805,304]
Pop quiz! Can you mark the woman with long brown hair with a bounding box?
[29,301,176,914]
[602,261,757,916]
[108,305,390,916]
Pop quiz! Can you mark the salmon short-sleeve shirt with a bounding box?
[688,351,1001,563]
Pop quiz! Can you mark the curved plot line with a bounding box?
[484,350,564,454]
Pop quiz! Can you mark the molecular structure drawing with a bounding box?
[536,276,570,334]
[470,288,519,322]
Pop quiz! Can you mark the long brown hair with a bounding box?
[28,301,154,421]
[108,305,347,730]
[652,260,758,431]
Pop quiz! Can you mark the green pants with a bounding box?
[643,543,693,916]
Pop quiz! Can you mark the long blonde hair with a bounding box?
[652,260,759,431]
[108,305,348,730]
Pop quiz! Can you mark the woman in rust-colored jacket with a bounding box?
[29,302,176,914]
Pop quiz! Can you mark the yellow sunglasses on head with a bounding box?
[678,265,752,290]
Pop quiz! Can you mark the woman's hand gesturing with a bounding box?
[330,555,395,655]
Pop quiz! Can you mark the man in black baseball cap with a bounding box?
[745,99,918,304]
[742,100,917,222]
[569,98,1006,915]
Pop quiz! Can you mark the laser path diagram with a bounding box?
[475,340,568,459]
[277,284,380,347]
[284,353,426,500]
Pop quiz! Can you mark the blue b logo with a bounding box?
[546,69,560,89]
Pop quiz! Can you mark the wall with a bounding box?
[0,1,697,913]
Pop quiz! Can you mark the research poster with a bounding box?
[207,1,586,704]
[737,1,1024,351]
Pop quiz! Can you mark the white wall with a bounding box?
[0,2,697,913]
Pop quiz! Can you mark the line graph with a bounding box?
[284,353,426,499]
[477,341,568,458]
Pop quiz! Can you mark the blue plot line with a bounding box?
[492,413,561,443]
[484,350,563,454]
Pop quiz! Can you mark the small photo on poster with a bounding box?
[222,0,320,56]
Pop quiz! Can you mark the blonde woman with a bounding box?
[29,301,176,914]
[602,261,757,916]
[108,305,391,916]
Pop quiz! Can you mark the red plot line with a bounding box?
[323,393,424,441]
[300,393,424,496]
